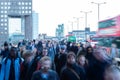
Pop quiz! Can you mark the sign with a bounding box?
[68,36,76,42]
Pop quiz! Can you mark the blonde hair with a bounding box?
[39,56,51,64]
[67,51,76,59]
[22,50,33,59]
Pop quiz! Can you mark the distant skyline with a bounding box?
[33,0,120,36]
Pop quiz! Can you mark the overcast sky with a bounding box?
[33,0,120,36]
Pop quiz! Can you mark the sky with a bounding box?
[33,0,120,36]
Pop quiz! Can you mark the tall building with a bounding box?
[56,24,64,39]
[0,0,32,45]
[32,11,39,39]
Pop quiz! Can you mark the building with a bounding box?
[32,11,39,39]
[71,30,96,42]
[0,0,32,45]
[72,30,85,42]
[10,32,24,44]
[55,24,64,40]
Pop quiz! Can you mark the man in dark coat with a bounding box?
[20,50,34,80]
[54,45,67,76]
[69,42,78,55]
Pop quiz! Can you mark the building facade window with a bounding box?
[25,2,28,5]
[4,19,7,22]
[1,2,4,5]
[1,7,3,9]
[4,15,7,18]
[1,23,3,26]
[29,7,31,9]
[4,23,7,26]
[4,2,7,5]
[1,15,4,17]
[29,2,31,5]
[4,11,7,13]
[29,11,31,13]
[4,27,7,30]
[22,2,24,5]
[25,7,28,9]
[25,11,28,14]
[22,7,24,9]
[1,11,3,13]
[8,2,11,5]
[22,11,24,13]
[18,2,21,5]
[1,19,3,22]
[5,7,7,9]
[8,6,10,9]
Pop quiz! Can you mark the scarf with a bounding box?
[0,57,20,80]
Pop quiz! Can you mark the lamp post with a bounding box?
[91,2,106,21]
[80,11,92,41]
[73,17,83,30]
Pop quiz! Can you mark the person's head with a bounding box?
[86,46,93,54]
[93,48,109,61]
[60,45,66,53]
[47,42,52,48]
[104,65,120,80]
[19,43,26,51]
[9,47,18,58]
[77,54,86,66]
[39,56,52,72]
[23,50,33,63]
[67,52,76,64]
[42,48,48,56]
[72,42,76,46]
[4,41,9,50]
[85,41,91,47]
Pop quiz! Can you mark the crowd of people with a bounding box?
[0,39,120,80]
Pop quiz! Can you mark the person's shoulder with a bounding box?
[33,70,41,75]
[61,66,69,73]
[49,70,57,74]
[62,53,67,56]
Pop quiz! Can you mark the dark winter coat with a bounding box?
[54,52,67,76]
[21,57,40,80]
[86,59,111,80]
[60,63,86,80]
[0,48,9,58]
[69,45,78,55]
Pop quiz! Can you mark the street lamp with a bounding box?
[80,11,92,41]
[73,17,83,30]
[91,2,106,21]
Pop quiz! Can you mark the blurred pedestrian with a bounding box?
[0,47,22,80]
[54,45,67,76]
[104,65,120,80]
[31,56,59,80]
[60,52,85,80]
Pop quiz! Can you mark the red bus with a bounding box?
[94,15,120,51]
